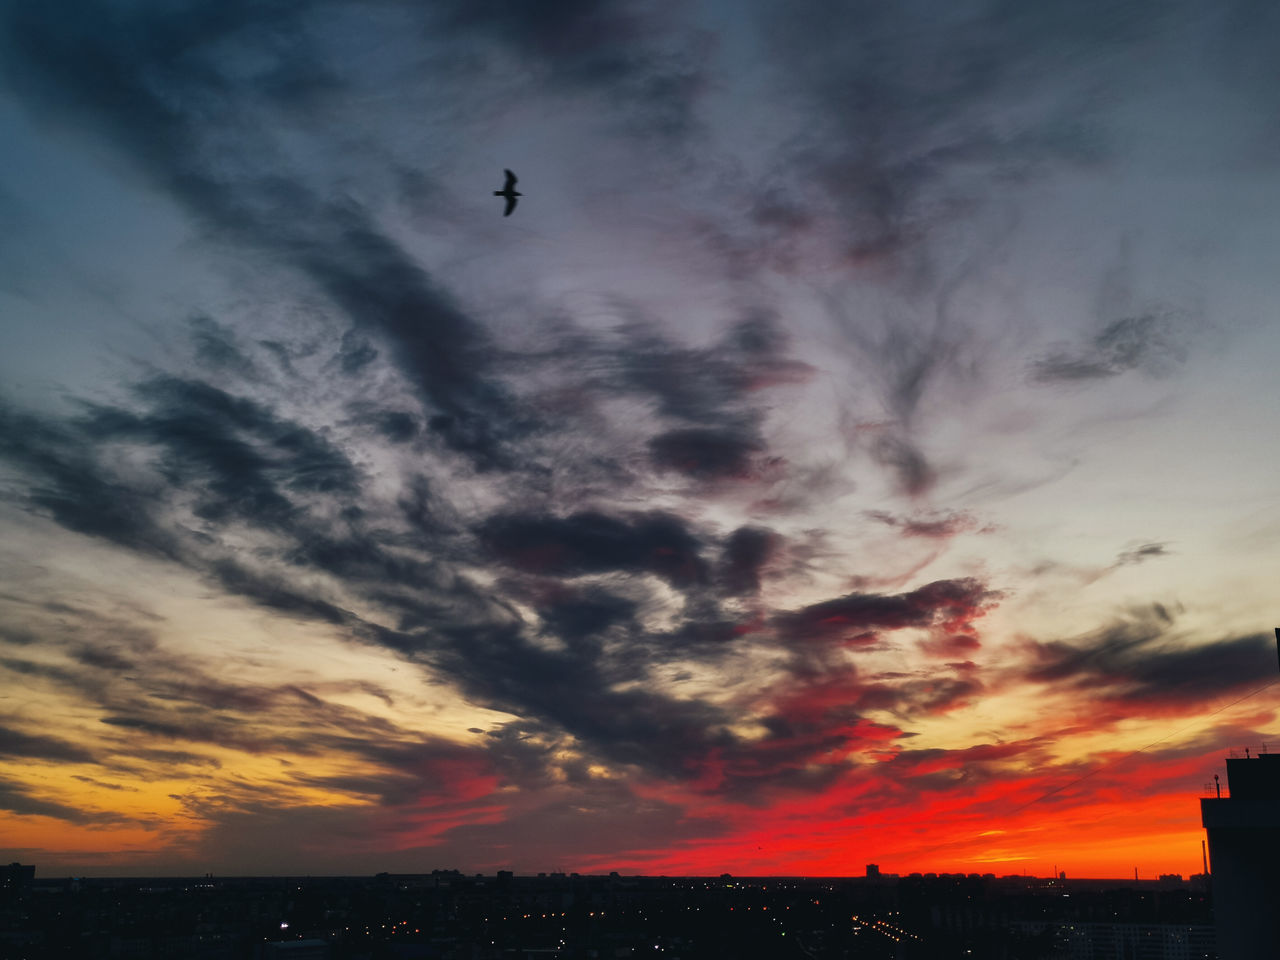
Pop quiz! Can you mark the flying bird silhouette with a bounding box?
[494,169,521,216]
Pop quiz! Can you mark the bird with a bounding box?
[494,169,521,216]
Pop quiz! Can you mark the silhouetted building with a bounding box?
[262,938,329,958]
[1041,921,1215,959]
[1201,750,1280,958]
[0,863,33,892]
[866,863,880,879]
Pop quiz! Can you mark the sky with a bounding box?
[1,0,1279,880]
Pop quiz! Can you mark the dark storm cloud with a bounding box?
[293,202,536,469]
[719,526,778,596]
[100,715,191,740]
[370,410,420,444]
[71,645,135,672]
[2,375,442,635]
[480,510,710,587]
[0,724,96,764]
[648,427,764,480]
[0,0,533,471]
[1032,312,1189,382]
[1024,607,1273,709]
[775,578,996,644]
[537,588,638,645]
[0,403,179,558]
[609,314,810,427]
[430,621,734,778]
[10,376,1006,795]
[1,361,1011,802]
[0,0,1042,819]
[0,0,729,480]
[0,657,82,686]
[0,378,361,552]
[115,376,358,510]
[517,311,810,494]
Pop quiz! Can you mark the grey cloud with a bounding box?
[648,427,764,481]
[719,525,779,597]
[429,621,733,779]
[870,433,937,497]
[758,0,1160,262]
[434,0,708,141]
[1025,606,1272,710]
[866,509,977,539]
[370,411,420,444]
[776,578,996,644]
[1116,542,1171,566]
[0,723,96,764]
[190,316,260,379]
[1,1,533,471]
[1032,312,1190,382]
[71,775,139,792]
[480,510,710,588]
[0,656,82,686]
[2,359,1003,799]
[0,775,110,824]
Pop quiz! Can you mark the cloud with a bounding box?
[433,0,709,141]
[775,578,997,645]
[648,427,765,481]
[0,313,1011,826]
[1115,542,1171,566]
[0,775,115,824]
[0,1,537,471]
[427,622,734,779]
[535,587,638,645]
[1032,312,1190,382]
[190,316,261,380]
[718,526,779,597]
[1023,607,1273,712]
[480,510,710,588]
[71,775,138,792]
[870,434,935,497]
[0,723,96,764]
[4,0,1260,876]
[866,509,979,539]
[754,0,1151,265]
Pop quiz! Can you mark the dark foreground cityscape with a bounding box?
[5,750,1279,959]
[0,865,1219,960]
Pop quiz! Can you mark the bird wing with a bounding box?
[503,195,518,216]
[504,169,518,189]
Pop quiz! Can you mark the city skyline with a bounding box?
[2,0,1280,879]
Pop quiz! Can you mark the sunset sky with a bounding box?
[2,0,1279,879]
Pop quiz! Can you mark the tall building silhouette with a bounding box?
[1200,750,1280,959]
